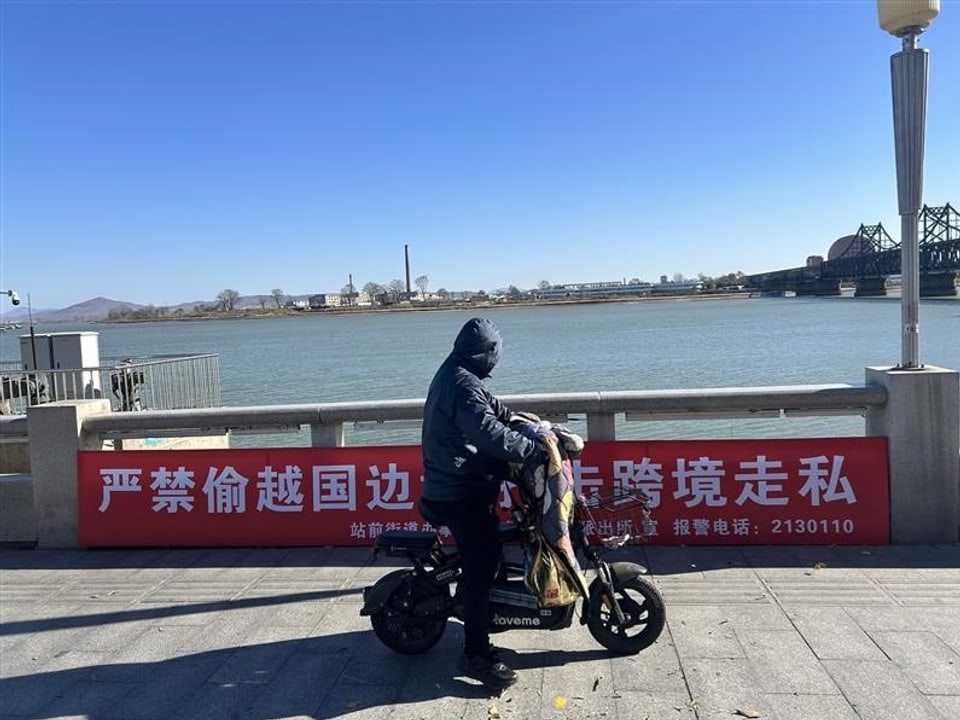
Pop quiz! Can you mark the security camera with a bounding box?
[8,291,20,306]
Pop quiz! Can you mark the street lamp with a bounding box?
[877,0,939,369]
[2,290,20,306]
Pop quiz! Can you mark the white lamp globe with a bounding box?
[877,0,940,36]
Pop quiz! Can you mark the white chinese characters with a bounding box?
[96,462,423,515]
[610,453,858,510]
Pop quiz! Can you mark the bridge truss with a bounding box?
[748,203,960,292]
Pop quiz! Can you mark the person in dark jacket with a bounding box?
[420,317,540,690]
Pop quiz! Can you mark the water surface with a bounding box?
[3,296,957,445]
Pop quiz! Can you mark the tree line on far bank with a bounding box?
[105,271,749,322]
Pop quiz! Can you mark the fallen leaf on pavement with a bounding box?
[734,709,761,718]
[553,696,568,710]
[488,703,500,718]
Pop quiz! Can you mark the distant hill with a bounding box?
[34,297,147,322]
[3,294,314,322]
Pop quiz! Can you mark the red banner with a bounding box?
[77,437,889,547]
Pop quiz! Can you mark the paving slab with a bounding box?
[1,543,959,719]
[786,606,887,661]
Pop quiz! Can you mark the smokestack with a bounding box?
[404,244,411,297]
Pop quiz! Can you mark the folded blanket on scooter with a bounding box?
[509,413,590,605]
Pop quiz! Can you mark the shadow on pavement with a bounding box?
[1,630,602,720]
[0,545,379,570]
[0,588,362,637]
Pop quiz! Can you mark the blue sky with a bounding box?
[1,1,957,309]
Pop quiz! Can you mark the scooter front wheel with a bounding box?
[586,563,665,655]
[369,570,448,654]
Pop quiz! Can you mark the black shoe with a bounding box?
[458,652,518,690]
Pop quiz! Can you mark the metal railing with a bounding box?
[78,383,887,446]
[0,353,220,416]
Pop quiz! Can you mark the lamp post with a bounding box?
[877,0,939,369]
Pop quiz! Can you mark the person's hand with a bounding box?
[532,422,553,440]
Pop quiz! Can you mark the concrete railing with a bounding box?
[8,366,960,547]
[79,383,889,447]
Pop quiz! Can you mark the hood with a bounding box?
[452,317,502,378]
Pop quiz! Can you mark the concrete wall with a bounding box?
[0,440,30,473]
[0,473,35,543]
[15,402,229,547]
[9,373,960,547]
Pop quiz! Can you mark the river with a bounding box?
[2,295,958,445]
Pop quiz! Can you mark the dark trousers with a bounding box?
[421,493,501,657]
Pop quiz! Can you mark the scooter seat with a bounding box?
[419,498,523,541]
[374,530,440,556]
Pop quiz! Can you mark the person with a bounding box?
[419,317,541,691]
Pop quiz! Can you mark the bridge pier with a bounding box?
[919,271,957,297]
[796,280,841,297]
[854,278,887,297]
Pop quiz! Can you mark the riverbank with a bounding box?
[100,289,755,324]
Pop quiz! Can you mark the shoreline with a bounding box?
[94,290,755,324]
[68,288,960,325]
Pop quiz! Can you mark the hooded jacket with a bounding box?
[421,318,538,502]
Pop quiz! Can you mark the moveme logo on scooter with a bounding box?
[491,614,541,627]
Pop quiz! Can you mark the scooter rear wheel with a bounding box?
[369,570,448,654]
[587,567,665,655]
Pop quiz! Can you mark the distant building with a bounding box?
[309,294,342,309]
[651,279,704,294]
[806,255,824,268]
[308,292,373,308]
[828,235,871,260]
[538,279,703,299]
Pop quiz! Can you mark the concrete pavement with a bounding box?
[1,543,959,720]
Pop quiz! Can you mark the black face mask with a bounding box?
[473,340,500,378]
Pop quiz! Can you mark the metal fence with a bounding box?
[0,353,220,415]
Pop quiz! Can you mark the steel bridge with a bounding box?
[746,203,960,297]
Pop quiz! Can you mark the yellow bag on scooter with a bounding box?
[525,535,582,608]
